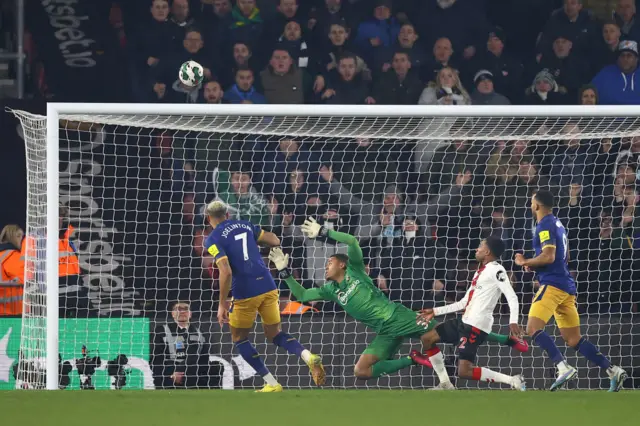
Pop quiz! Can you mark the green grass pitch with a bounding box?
[0,390,637,426]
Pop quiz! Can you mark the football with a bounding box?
[178,60,204,87]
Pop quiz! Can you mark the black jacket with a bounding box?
[151,322,222,389]
[372,70,423,105]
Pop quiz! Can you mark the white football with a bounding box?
[178,60,204,87]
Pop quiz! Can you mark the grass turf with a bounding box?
[0,390,637,426]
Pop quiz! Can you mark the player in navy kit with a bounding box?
[204,201,324,392]
[515,190,627,391]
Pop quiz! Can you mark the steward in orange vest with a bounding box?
[0,224,25,315]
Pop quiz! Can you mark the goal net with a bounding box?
[9,105,639,391]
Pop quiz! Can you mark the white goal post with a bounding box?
[11,103,640,391]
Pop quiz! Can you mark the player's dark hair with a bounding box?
[330,253,349,269]
[534,189,555,209]
[485,235,505,259]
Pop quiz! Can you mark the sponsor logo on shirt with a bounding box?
[337,280,359,305]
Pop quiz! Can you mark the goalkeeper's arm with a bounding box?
[301,218,364,267]
[268,248,327,303]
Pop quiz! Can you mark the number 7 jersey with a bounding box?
[204,219,277,300]
[532,214,576,295]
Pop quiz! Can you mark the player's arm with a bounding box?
[516,227,556,269]
[495,269,520,327]
[268,248,328,303]
[432,291,469,316]
[217,257,232,307]
[256,228,281,247]
[301,217,364,267]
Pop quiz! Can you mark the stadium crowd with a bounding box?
[115,0,640,316]
[3,0,640,320]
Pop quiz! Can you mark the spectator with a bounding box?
[592,40,640,105]
[523,69,568,105]
[373,22,427,77]
[169,0,197,46]
[537,0,598,58]
[0,224,24,316]
[422,37,456,84]
[317,20,371,81]
[417,0,489,61]
[199,81,224,104]
[228,0,264,48]
[151,301,222,389]
[425,139,482,196]
[467,27,524,104]
[578,84,598,104]
[322,53,369,104]
[225,41,260,82]
[376,217,448,310]
[257,138,320,196]
[614,0,640,44]
[354,0,400,66]
[216,169,274,226]
[418,66,471,105]
[153,29,215,90]
[134,0,173,71]
[308,0,356,49]
[469,70,511,105]
[593,20,623,74]
[613,136,640,180]
[266,0,303,45]
[536,33,591,99]
[368,50,423,105]
[260,47,312,104]
[578,209,637,313]
[223,66,266,103]
[277,20,310,69]
[321,165,406,242]
[550,122,596,188]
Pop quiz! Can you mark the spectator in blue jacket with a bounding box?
[354,0,400,66]
[223,66,266,104]
[592,40,640,105]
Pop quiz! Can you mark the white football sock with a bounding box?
[263,373,279,386]
[429,351,452,384]
[478,367,514,385]
[301,349,313,363]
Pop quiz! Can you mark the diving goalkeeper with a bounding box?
[268,218,528,381]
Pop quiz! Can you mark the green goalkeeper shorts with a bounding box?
[362,304,437,361]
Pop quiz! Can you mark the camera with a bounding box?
[107,354,129,390]
[75,345,101,390]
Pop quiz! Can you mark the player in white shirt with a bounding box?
[413,236,526,391]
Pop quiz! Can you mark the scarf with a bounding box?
[230,6,262,28]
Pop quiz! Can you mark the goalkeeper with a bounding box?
[268,217,528,380]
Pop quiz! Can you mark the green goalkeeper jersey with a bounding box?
[284,230,397,332]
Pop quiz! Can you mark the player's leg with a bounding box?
[413,322,454,388]
[356,336,413,379]
[453,325,525,391]
[229,296,281,392]
[556,298,627,392]
[527,285,575,381]
[485,331,529,352]
[258,290,326,386]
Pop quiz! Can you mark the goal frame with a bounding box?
[42,102,640,390]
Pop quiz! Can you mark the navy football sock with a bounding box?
[574,337,611,369]
[273,331,305,357]
[235,339,270,377]
[532,330,565,364]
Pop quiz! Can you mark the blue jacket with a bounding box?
[592,64,640,105]
[223,84,266,104]
[355,18,400,63]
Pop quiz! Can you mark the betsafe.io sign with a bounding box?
[0,318,151,389]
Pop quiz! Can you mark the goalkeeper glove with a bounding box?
[301,217,329,239]
[268,248,292,279]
